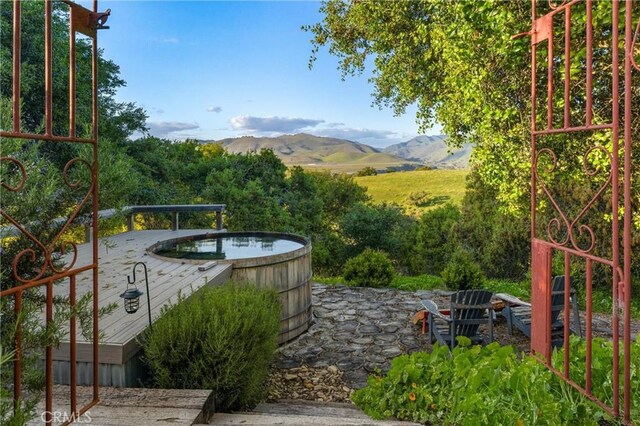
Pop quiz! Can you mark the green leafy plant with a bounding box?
[552,336,640,422]
[441,248,485,291]
[141,282,281,411]
[342,249,396,288]
[0,347,35,426]
[352,339,609,425]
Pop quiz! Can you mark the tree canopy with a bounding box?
[306,0,532,211]
[306,0,639,219]
[0,1,147,140]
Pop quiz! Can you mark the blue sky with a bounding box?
[92,1,441,147]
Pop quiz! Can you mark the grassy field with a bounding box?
[300,159,419,174]
[355,169,469,216]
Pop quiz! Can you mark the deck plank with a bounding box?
[53,230,232,364]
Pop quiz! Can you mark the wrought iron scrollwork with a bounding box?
[534,146,612,254]
[1,156,27,192]
[547,0,569,10]
[1,157,94,283]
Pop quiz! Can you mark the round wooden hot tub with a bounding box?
[148,231,312,344]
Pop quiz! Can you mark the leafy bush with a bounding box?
[352,338,606,425]
[310,171,369,221]
[0,348,34,426]
[553,336,640,421]
[410,204,461,275]
[340,203,415,265]
[441,248,485,290]
[141,282,281,411]
[457,168,529,280]
[343,249,396,288]
[284,166,324,237]
[355,166,378,176]
[312,232,349,276]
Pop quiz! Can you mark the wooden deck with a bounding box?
[54,230,232,366]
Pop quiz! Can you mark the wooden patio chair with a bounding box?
[421,289,494,350]
[502,275,582,347]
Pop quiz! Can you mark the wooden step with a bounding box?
[206,400,420,426]
[28,386,214,425]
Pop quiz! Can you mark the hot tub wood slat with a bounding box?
[229,244,312,344]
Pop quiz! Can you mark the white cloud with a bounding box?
[230,115,324,133]
[314,126,397,141]
[146,121,199,139]
[148,36,179,44]
[225,114,410,147]
[313,125,416,148]
[207,106,223,113]
[325,122,346,128]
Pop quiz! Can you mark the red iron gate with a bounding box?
[528,0,634,422]
[1,1,109,424]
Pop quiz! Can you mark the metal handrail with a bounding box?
[0,204,226,239]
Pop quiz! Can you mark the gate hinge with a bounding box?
[512,14,552,45]
[67,1,110,38]
[91,10,111,31]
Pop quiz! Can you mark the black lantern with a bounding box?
[121,262,152,329]
[120,286,143,314]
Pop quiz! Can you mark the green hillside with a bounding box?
[208,134,419,172]
[354,169,469,216]
[321,151,368,163]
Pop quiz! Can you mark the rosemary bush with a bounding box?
[141,282,281,411]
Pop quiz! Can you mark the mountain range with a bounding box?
[383,135,472,169]
[202,133,470,171]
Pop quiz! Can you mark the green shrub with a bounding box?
[312,233,349,276]
[352,339,607,425]
[410,204,461,275]
[457,168,530,280]
[340,203,416,266]
[355,166,378,176]
[343,249,396,288]
[141,282,281,411]
[441,248,485,290]
[553,336,640,421]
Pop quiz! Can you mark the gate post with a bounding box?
[530,241,552,363]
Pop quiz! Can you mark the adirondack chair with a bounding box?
[421,289,494,350]
[502,276,582,347]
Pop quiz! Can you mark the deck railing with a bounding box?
[1,204,227,241]
[104,204,226,234]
